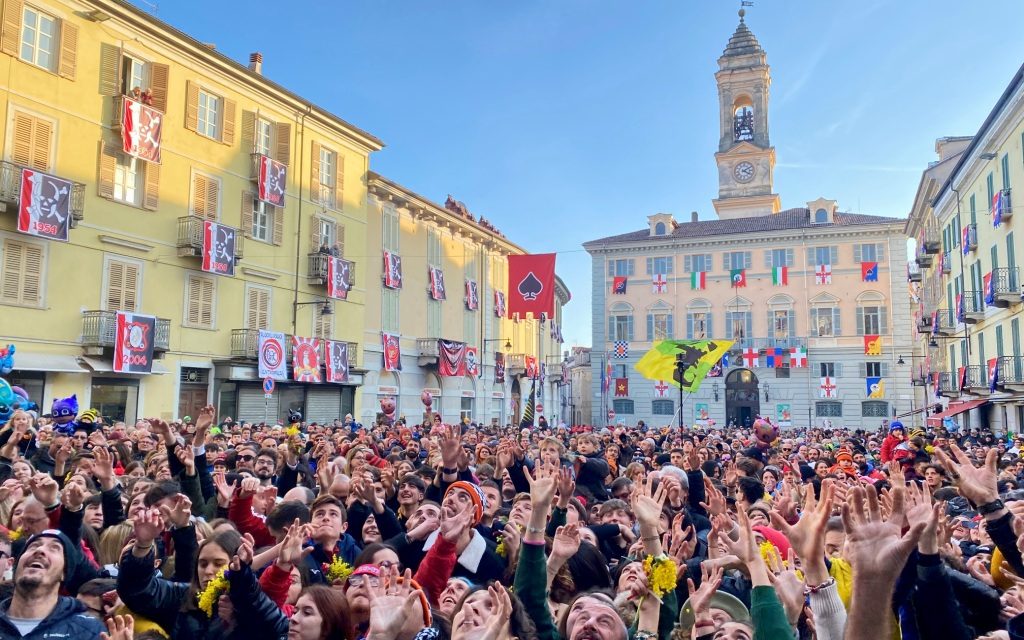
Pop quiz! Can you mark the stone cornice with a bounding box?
[98,234,155,252]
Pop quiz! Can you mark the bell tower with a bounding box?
[711,9,781,219]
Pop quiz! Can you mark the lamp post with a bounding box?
[674,354,686,429]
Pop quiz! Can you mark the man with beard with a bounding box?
[252,448,278,486]
[0,530,106,638]
[232,442,259,474]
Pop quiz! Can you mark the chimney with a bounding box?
[248,52,263,74]
[691,211,698,223]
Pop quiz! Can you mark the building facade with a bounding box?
[906,63,1024,434]
[560,346,592,426]
[0,0,384,424]
[363,174,571,427]
[583,14,912,430]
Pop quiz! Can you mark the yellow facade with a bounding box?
[364,174,570,426]
[0,0,383,423]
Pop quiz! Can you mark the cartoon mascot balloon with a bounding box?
[0,345,41,427]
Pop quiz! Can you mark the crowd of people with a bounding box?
[0,402,1022,640]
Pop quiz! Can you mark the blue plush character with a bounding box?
[0,345,13,376]
[0,379,15,426]
[51,394,79,436]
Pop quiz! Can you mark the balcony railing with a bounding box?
[962,291,985,324]
[176,215,244,259]
[230,328,358,368]
[726,337,808,354]
[916,253,933,268]
[249,153,262,181]
[964,224,978,252]
[507,353,527,375]
[933,309,957,336]
[965,365,989,393]
[940,252,952,275]
[999,355,1024,387]
[82,310,170,353]
[916,314,932,333]
[992,267,1020,307]
[999,188,1013,221]
[921,231,941,255]
[907,263,922,283]
[0,160,86,223]
[307,253,357,288]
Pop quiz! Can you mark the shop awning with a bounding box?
[927,399,987,426]
[79,357,168,375]
[11,353,87,373]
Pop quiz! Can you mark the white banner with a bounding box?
[258,330,287,380]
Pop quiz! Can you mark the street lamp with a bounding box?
[483,338,512,351]
[293,299,332,316]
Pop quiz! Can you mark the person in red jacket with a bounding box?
[880,420,905,463]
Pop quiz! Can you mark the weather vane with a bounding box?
[740,0,754,19]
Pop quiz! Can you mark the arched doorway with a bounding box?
[725,369,760,428]
[510,377,522,427]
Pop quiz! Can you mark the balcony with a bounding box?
[307,253,357,289]
[915,253,933,269]
[911,374,926,387]
[964,224,978,252]
[940,252,952,275]
[999,356,1024,391]
[916,314,932,334]
[965,365,989,395]
[507,353,527,377]
[230,329,359,368]
[0,160,86,223]
[176,215,244,260]
[416,338,442,366]
[998,188,1013,221]
[81,310,170,356]
[939,372,960,398]
[933,309,957,336]
[962,291,985,324]
[992,267,1020,307]
[907,263,922,283]
[921,231,941,255]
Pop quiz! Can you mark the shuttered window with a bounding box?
[185,81,235,144]
[191,173,220,219]
[98,141,159,210]
[1,239,43,306]
[104,258,140,312]
[10,111,52,171]
[311,143,343,210]
[245,286,270,330]
[314,312,332,340]
[184,273,215,328]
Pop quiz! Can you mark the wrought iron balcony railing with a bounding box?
[176,215,244,259]
[938,371,960,397]
[230,328,358,367]
[82,310,170,352]
[940,252,952,275]
[308,253,357,288]
[962,291,985,324]
[992,267,1020,307]
[0,160,85,222]
[999,355,1024,387]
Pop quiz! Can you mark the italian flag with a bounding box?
[690,271,706,290]
[772,266,788,285]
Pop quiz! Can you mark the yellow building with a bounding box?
[365,175,571,426]
[0,0,384,424]
[906,62,1024,433]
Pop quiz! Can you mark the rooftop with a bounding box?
[722,11,763,58]
[583,207,903,249]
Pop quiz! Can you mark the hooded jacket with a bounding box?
[0,596,106,640]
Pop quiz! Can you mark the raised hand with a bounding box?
[194,405,215,444]
[213,472,236,508]
[61,482,85,511]
[699,477,727,516]
[842,485,924,587]
[439,503,474,543]
[439,427,461,469]
[29,473,59,507]
[91,446,117,490]
[524,461,558,509]
[99,614,135,640]
[555,467,575,508]
[158,494,193,529]
[174,445,196,476]
[132,508,165,549]
[767,548,806,626]
[277,519,311,569]
[500,522,521,563]
[551,523,581,560]
[771,480,832,581]
[904,481,942,555]
[229,532,256,571]
[476,584,513,640]
[630,475,667,530]
[238,477,261,500]
[933,444,1000,508]
[686,562,724,618]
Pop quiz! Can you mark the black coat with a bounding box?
[0,596,106,639]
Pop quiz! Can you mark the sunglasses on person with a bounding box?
[237,454,255,462]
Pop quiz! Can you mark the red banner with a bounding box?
[292,337,321,383]
[257,154,286,207]
[202,220,236,276]
[525,355,539,379]
[382,332,402,371]
[326,257,352,300]
[507,253,556,318]
[429,267,446,300]
[438,340,467,377]
[383,251,403,289]
[121,96,162,163]
[113,312,155,374]
[465,279,479,310]
[494,290,506,317]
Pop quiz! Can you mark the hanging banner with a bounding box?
[507,253,556,318]
[465,280,479,310]
[258,330,287,380]
[257,154,286,207]
[292,337,322,383]
[382,332,402,371]
[694,403,709,426]
[112,312,155,374]
[429,267,446,300]
[494,290,506,317]
[494,352,506,384]
[465,347,479,377]
[438,340,467,377]
[776,404,792,427]
[326,257,352,300]
[383,252,403,289]
[325,340,350,383]
[17,168,71,242]
[201,220,236,276]
[121,96,162,163]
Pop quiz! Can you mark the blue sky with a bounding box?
[141,0,1024,348]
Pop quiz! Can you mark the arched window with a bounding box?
[733,97,754,142]
[767,294,795,340]
[609,302,634,341]
[810,293,841,337]
[654,221,666,236]
[725,296,752,341]
[814,208,829,223]
[686,299,712,340]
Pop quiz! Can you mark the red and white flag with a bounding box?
[428,267,446,300]
[326,257,352,300]
[494,290,506,317]
[201,220,236,276]
[742,348,759,368]
[465,347,479,377]
[324,340,349,383]
[257,154,286,207]
[258,330,287,380]
[652,274,667,293]
[382,332,402,371]
[815,264,832,285]
[17,168,71,242]
[383,251,403,289]
[819,376,837,398]
[653,380,669,397]
[121,96,162,163]
[438,340,467,377]
[508,253,556,318]
[292,337,321,383]
[465,280,479,310]
[113,312,155,374]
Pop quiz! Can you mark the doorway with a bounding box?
[510,377,522,427]
[178,367,210,420]
[725,368,760,428]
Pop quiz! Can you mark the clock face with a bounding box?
[734,161,755,183]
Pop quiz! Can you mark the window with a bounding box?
[191,173,220,219]
[607,259,634,277]
[810,306,841,336]
[814,208,829,223]
[104,258,141,312]
[725,310,751,340]
[770,308,795,339]
[251,200,270,242]
[646,256,674,275]
[808,246,839,266]
[687,311,710,339]
[121,54,150,97]
[20,7,56,71]
[613,365,629,378]
[724,251,751,270]
[684,254,712,273]
[10,111,53,171]
[865,362,882,377]
[819,362,842,377]
[646,311,673,341]
[319,147,337,208]
[197,90,221,139]
[609,313,633,341]
[862,401,890,417]
[854,243,885,263]
[184,273,215,329]
[765,248,793,268]
[311,142,343,210]
[113,153,141,205]
[652,400,674,415]
[654,222,666,236]
[245,286,270,330]
[313,310,332,340]
[255,118,273,156]
[460,397,474,423]
[776,366,790,379]
[613,399,634,415]
[816,401,842,417]
[857,303,888,335]
[382,288,400,333]
[427,297,442,337]
[1,239,44,306]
